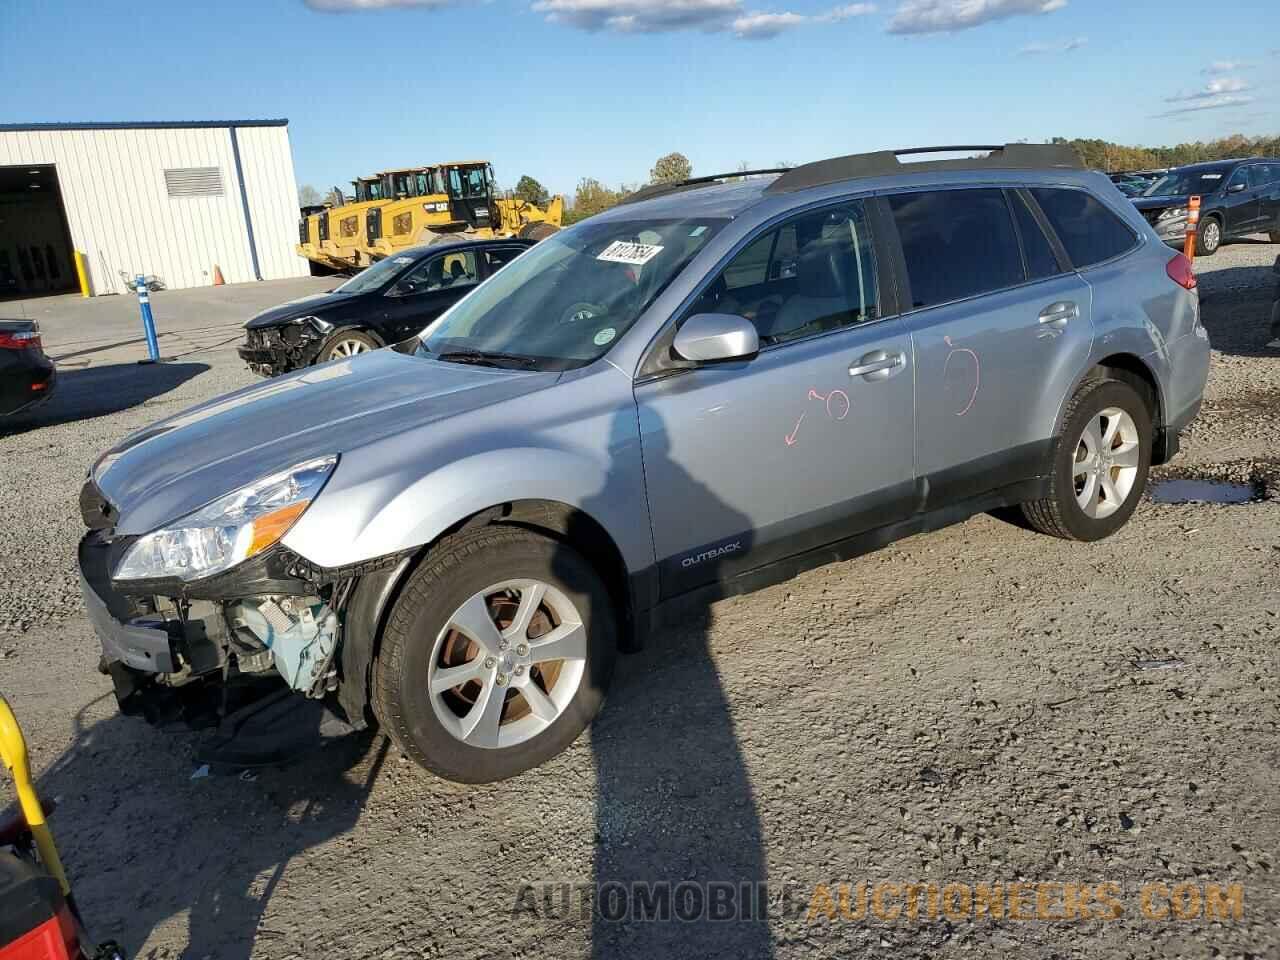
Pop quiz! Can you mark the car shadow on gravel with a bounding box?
[26,696,386,959]
[1196,260,1279,358]
[566,412,774,959]
[0,361,209,438]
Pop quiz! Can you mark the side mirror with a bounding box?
[1228,182,1247,194]
[673,313,759,363]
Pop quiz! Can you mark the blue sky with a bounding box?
[1,0,1277,198]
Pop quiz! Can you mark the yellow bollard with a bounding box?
[0,694,71,896]
[74,250,91,298]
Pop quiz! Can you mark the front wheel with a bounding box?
[373,527,616,782]
[1197,216,1222,257]
[1021,378,1152,541]
[318,329,380,362]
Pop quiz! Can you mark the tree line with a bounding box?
[1054,134,1280,173]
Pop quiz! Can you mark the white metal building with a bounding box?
[0,120,309,297]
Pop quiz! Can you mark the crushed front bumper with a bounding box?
[239,325,325,378]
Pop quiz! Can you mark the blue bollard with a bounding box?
[135,274,161,363]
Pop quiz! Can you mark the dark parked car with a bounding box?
[1132,158,1280,256]
[238,238,534,376]
[0,320,55,416]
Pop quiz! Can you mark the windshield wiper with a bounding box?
[436,349,537,369]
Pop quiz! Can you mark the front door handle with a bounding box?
[849,350,906,380]
[1038,301,1078,327]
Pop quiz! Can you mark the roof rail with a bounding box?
[764,143,1083,194]
[620,168,792,206]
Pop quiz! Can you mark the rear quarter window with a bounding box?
[1030,188,1138,269]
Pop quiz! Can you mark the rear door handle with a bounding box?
[1038,301,1078,327]
[849,350,906,380]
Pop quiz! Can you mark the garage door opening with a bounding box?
[0,164,77,300]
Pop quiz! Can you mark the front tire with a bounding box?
[1197,216,1222,257]
[373,527,616,783]
[318,329,380,363]
[1021,378,1152,541]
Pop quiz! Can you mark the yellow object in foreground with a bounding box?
[0,693,70,895]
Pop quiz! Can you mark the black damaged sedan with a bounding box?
[239,238,533,377]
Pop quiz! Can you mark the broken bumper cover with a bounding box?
[80,571,177,674]
[239,325,325,377]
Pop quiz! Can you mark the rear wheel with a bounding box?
[373,527,616,782]
[318,329,379,362]
[1021,378,1152,541]
[1197,216,1222,256]
[519,221,559,242]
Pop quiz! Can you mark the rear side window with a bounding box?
[888,188,1023,310]
[1011,192,1061,280]
[1030,188,1137,269]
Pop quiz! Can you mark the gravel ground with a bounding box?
[1,245,1277,960]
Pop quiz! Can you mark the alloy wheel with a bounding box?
[1073,406,1141,520]
[1202,220,1221,253]
[328,338,369,358]
[427,579,587,749]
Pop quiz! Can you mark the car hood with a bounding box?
[1132,195,1193,211]
[92,349,555,536]
[244,291,359,329]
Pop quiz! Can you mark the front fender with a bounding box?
[281,373,652,575]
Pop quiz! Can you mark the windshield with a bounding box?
[417,217,726,369]
[333,255,415,294]
[448,166,489,199]
[1144,168,1228,197]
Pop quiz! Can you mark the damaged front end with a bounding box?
[80,525,352,730]
[76,454,383,742]
[237,316,334,377]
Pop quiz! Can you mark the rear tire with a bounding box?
[373,527,616,783]
[1197,216,1222,257]
[1021,378,1152,541]
[519,221,559,242]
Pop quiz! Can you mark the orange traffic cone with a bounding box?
[212,264,225,286]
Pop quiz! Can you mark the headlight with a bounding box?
[1158,207,1188,222]
[114,456,337,582]
[290,315,334,335]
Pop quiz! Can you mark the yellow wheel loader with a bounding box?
[367,163,563,258]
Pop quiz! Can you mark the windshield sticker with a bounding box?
[689,226,708,237]
[597,241,664,266]
[1201,174,1222,180]
[393,256,414,264]
[593,327,617,346]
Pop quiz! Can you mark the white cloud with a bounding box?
[1018,34,1085,54]
[1203,59,1249,74]
[818,2,877,19]
[1166,76,1251,102]
[733,10,805,35]
[532,0,873,35]
[305,0,455,9]
[887,0,1065,34]
[531,0,742,32]
[1152,94,1255,119]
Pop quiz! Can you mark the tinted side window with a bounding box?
[889,188,1024,309]
[484,246,525,274]
[1011,191,1062,281]
[1031,188,1137,269]
[690,201,879,346]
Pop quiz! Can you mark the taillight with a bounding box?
[0,330,41,350]
[1166,253,1197,290]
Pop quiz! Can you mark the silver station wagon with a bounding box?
[79,144,1210,782]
